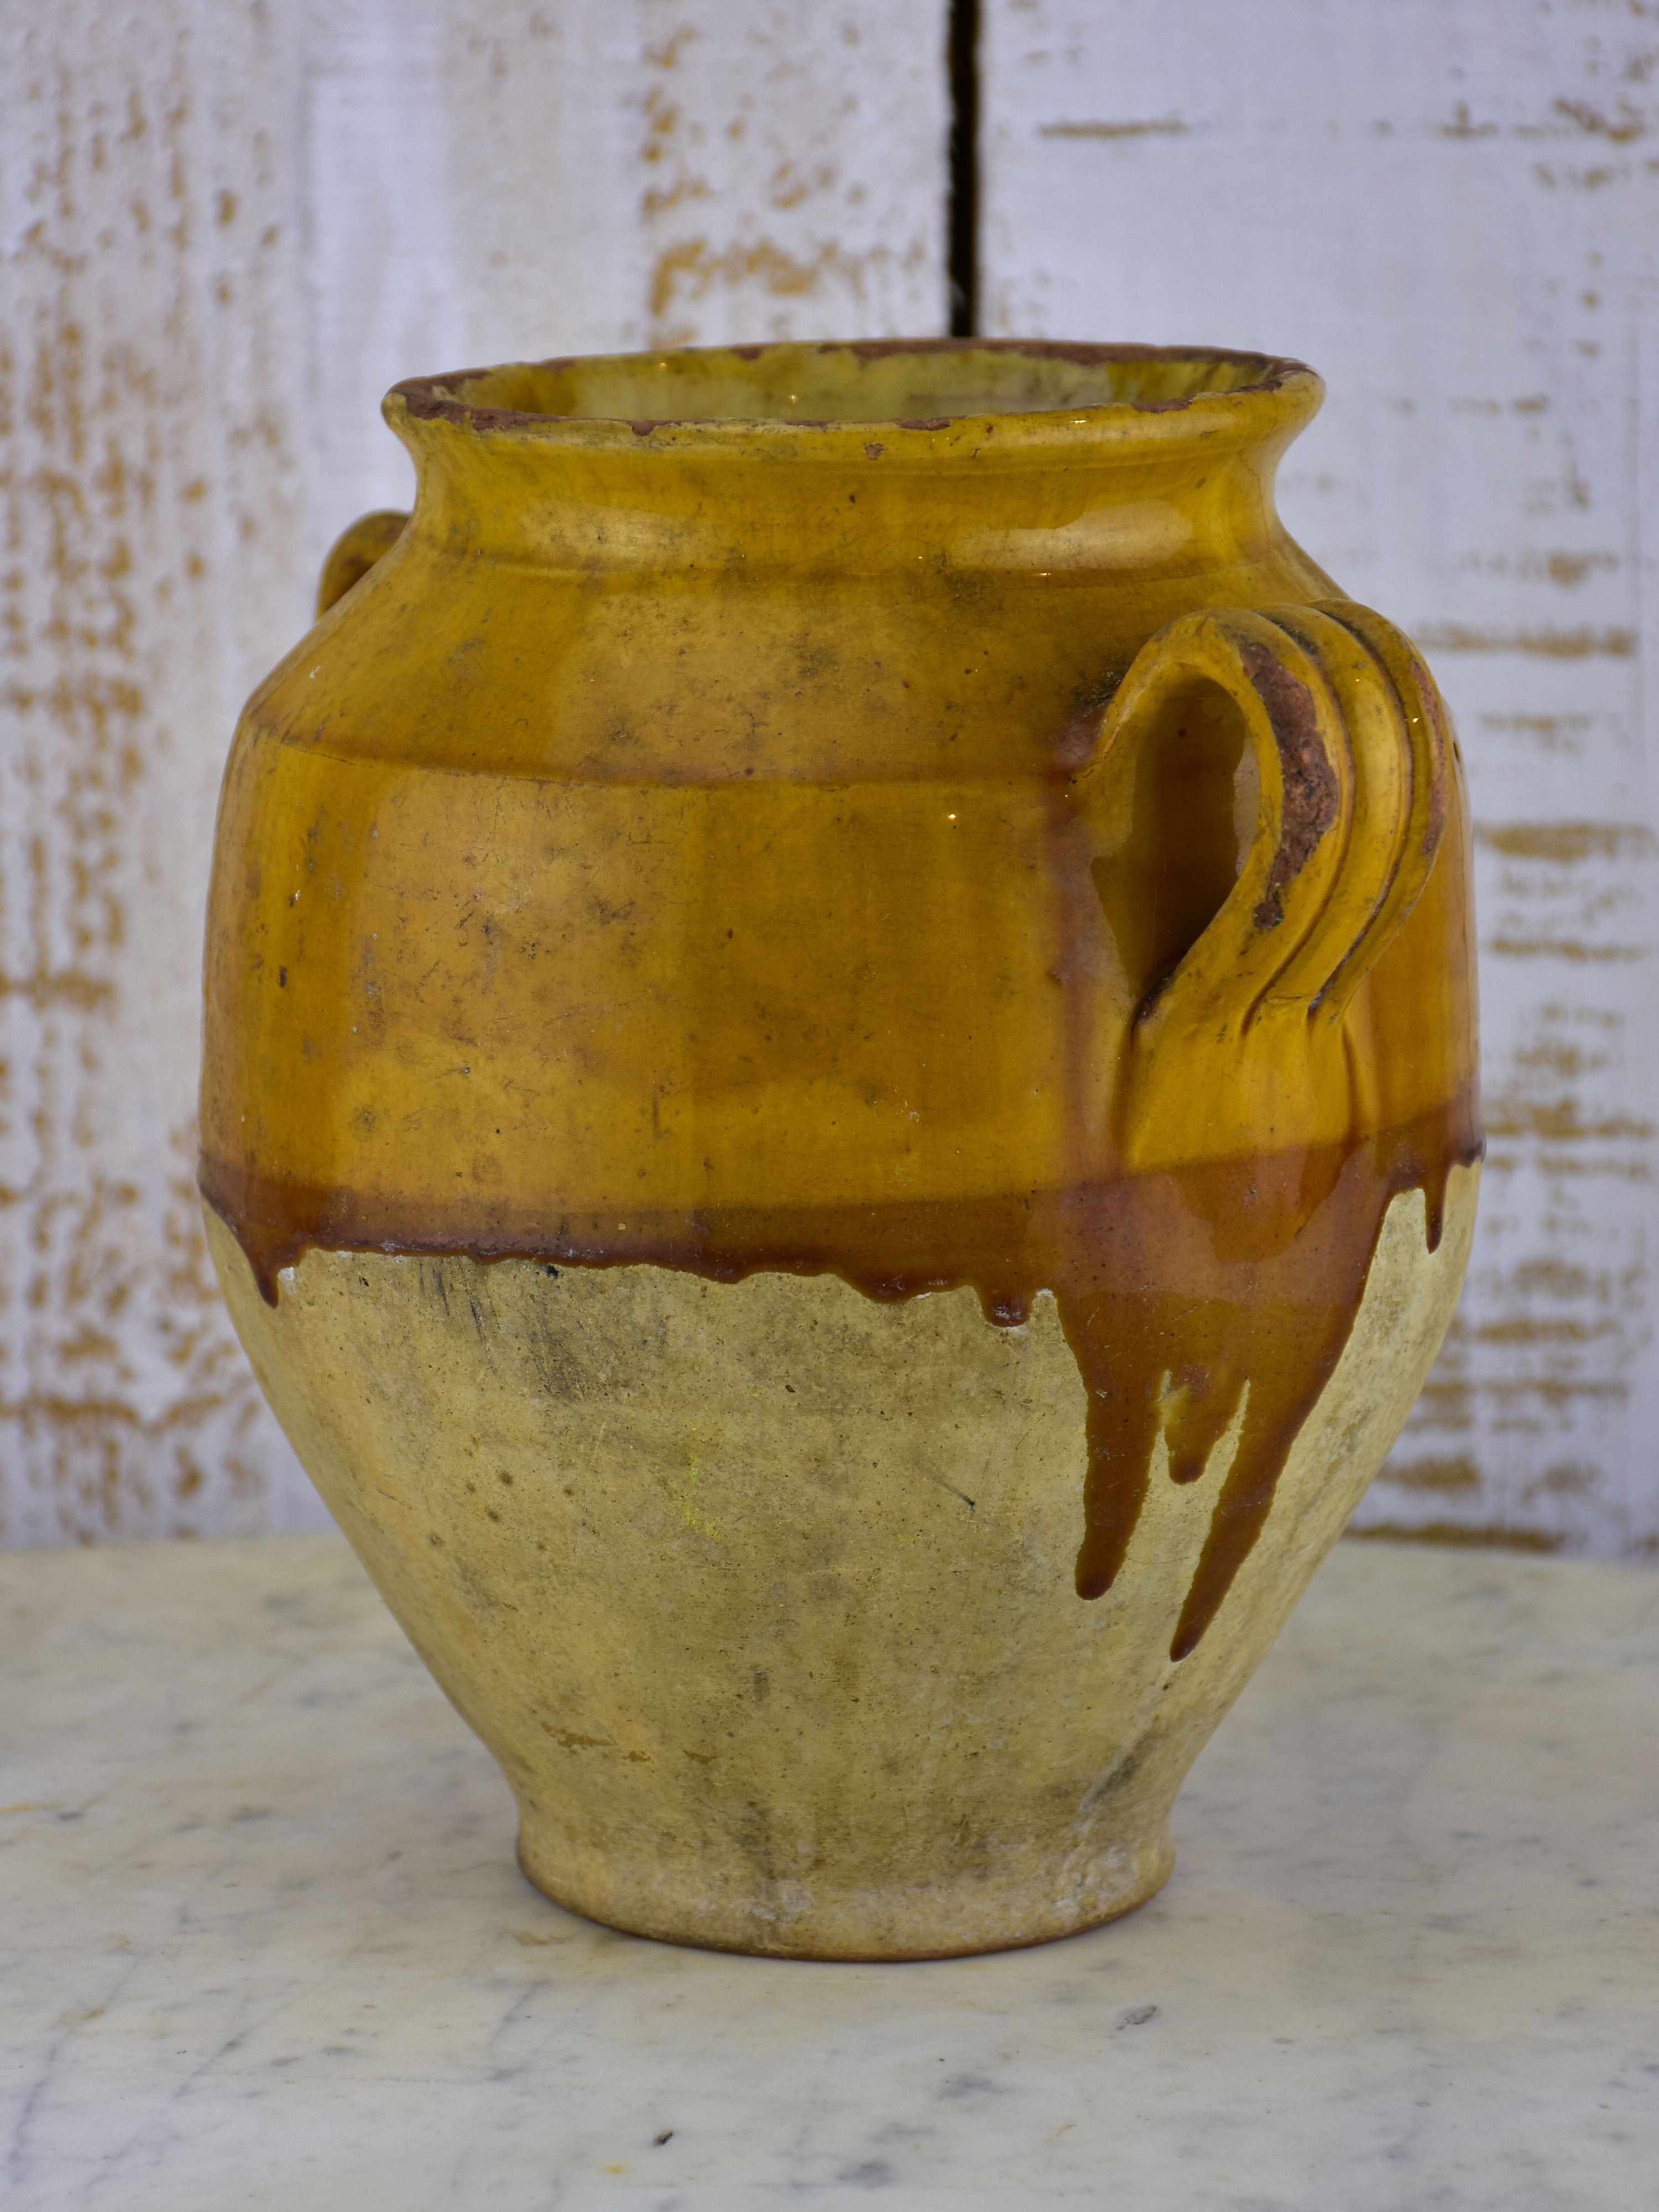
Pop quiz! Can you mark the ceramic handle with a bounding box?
[1071,602,1454,1161]
[315,509,410,619]
[1077,601,1450,1035]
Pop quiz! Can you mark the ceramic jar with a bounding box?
[201,342,1480,1958]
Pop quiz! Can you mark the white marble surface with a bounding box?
[2,1535,1655,2211]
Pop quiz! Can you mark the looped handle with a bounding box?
[315,509,410,619]
[1072,601,1452,1162]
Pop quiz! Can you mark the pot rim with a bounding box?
[387,338,1322,458]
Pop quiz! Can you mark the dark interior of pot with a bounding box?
[408,341,1301,426]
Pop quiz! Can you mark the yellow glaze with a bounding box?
[201,341,1479,1957]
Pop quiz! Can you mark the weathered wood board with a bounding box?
[6,0,1656,1557]
[983,0,1659,1554]
[0,0,949,1542]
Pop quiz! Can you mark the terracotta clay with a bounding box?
[201,341,1480,1957]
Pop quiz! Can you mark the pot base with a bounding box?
[514,1814,1176,1962]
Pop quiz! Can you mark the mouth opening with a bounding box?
[393,339,1316,436]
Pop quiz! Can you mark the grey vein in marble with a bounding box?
[1,1534,1656,2211]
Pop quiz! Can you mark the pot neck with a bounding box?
[383,341,1323,580]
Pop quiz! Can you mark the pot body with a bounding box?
[202,343,1479,1958]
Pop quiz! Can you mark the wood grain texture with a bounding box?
[984,0,1659,1556]
[300,0,950,531]
[9,0,1654,1559]
[0,0,948,1543]
[0,0,314,1541]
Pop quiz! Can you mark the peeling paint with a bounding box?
[1037,117,1193,139]
[634,1,947,350]
[984,0,1659,1560]
[1413,624,1637,658]
[6,1,1654,1563]
[1475,822,1655,862]
[2,5,311,1541]
[1,0,952,1548]
[1347,1521,1564,1553]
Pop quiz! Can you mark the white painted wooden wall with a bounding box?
[0,0,950,1542]
[3,0,1654,1556]
[983,0,1659,1557]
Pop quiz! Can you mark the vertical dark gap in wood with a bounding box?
[948,0,980,337]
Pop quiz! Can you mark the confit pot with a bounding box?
[200,340,1480,1960]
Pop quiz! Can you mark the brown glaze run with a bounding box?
[201,1094,1478,1663]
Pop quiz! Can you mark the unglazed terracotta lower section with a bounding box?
[206,1167,1476,1960]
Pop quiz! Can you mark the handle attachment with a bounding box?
[315,509,410,619]
[1071,602,1452,1165]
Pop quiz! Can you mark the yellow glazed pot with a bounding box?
[201,342,1480,1959]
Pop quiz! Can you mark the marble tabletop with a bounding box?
[2,1531,1655,2212]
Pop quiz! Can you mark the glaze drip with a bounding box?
[201,1097,1476,1662]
